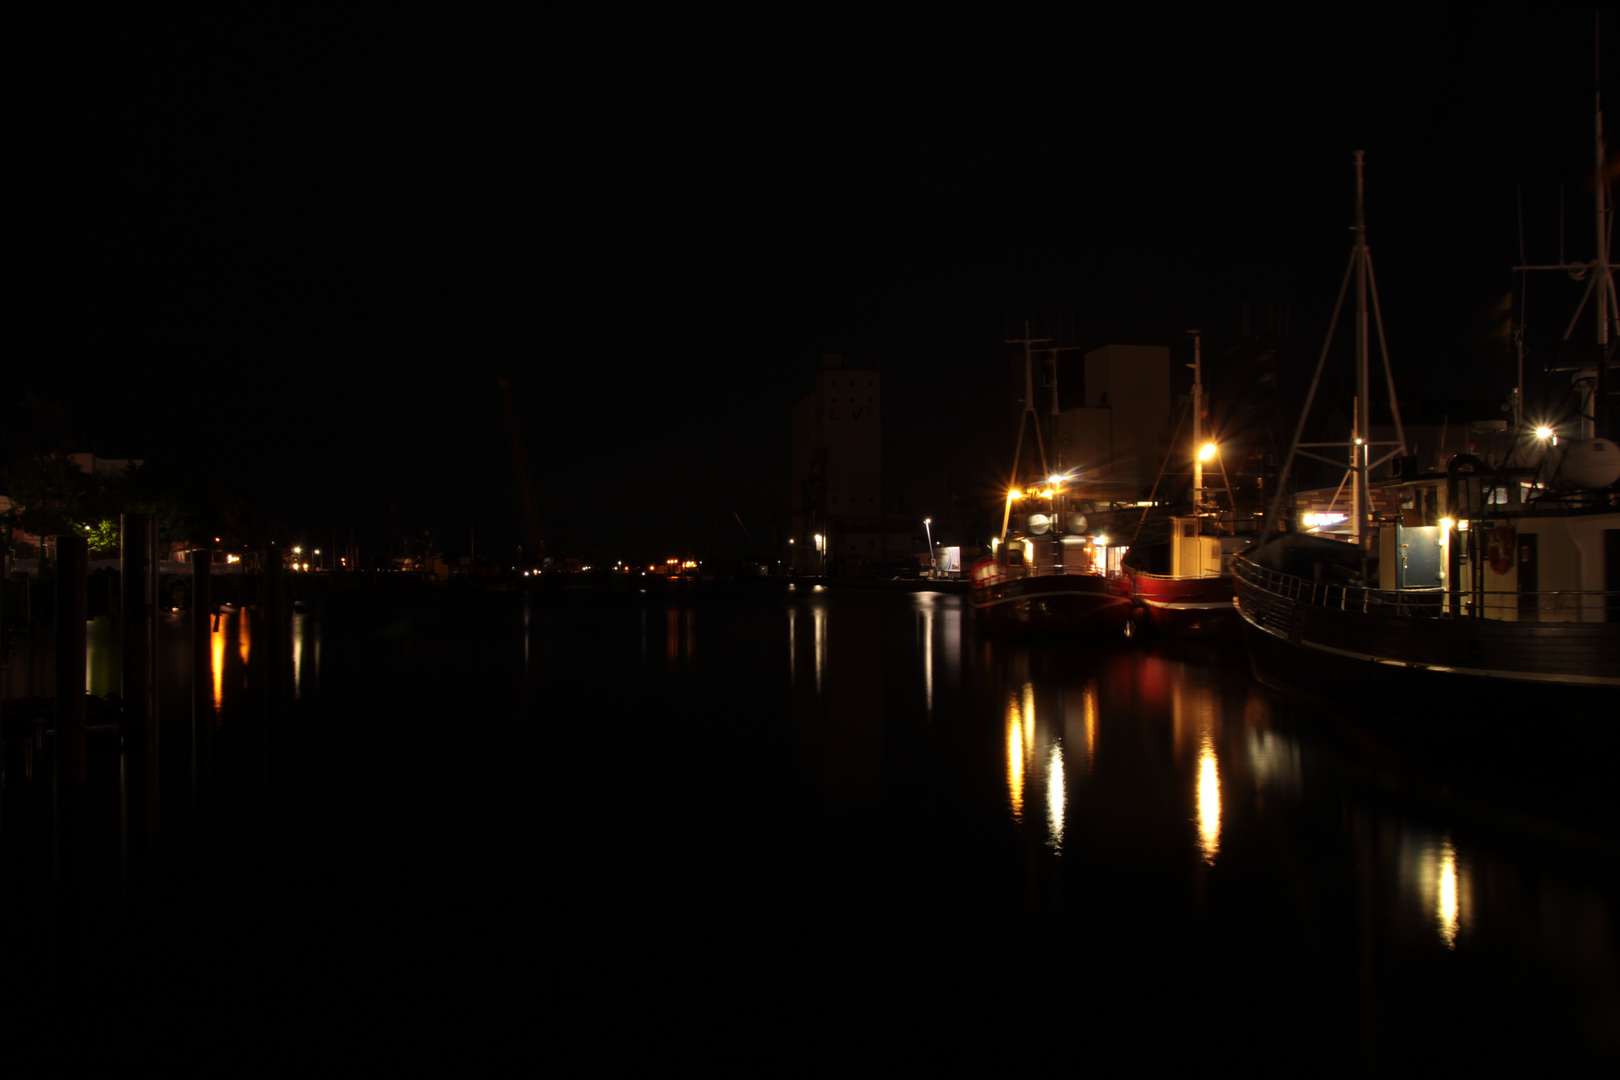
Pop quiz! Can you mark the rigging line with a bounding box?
[1363,250,1408,454]
[1263,244,1356,540]
[1132,401,1189,544]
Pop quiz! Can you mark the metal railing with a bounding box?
[1232,556,1620,623]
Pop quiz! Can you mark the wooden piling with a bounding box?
[120,513,158,880]
[192,540,213,823]
[54,533,88,884]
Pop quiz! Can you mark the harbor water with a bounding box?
[2,582,1617,1070]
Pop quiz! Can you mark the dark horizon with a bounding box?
[13,10,1614,563]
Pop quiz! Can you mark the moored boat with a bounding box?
[1231,146,1620,717]
[970,531,1131,633]
[969,328,1131,634]
[1119,332,1255,637]
[1122,516,1242,637]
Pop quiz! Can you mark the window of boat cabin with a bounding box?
[1007,547,1024,566]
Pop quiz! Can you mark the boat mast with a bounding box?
[1262,151,1407,544]
[1352,150,1371,546]
[1512,54,1618,443]
[1191,331,1204,512]
[1593,68,1611,441]
[1002,323,1052,543]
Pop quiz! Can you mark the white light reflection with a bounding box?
[1046,740,1066,850]
[787,606,797,689]
[1438,841,1460,949]
[914,593,936,718]
[291,612,306,700]
[1400,833,1470,951]
[1197,733,1221,864]
[813,603,827,696]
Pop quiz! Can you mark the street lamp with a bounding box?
[922,517,934,577]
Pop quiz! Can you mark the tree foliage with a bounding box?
[2,393,264,556]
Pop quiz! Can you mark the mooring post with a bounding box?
[263,542,287,766]
[54,533,89,888]
[192,539,213,825]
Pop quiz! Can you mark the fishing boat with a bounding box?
[1230,147,1620,716]
[1120,333,1256,637]
[969,330,1132,633]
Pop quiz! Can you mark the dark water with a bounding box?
[3,583,1618,1070]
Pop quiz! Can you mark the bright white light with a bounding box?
[1198,443,1217,462]
[1535,426,1553,439]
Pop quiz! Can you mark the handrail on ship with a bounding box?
[1232,555,1620,622]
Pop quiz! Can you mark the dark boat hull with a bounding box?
[970,570,1131,634]
[1233,555,1620,719]
[1125,570,1237,637]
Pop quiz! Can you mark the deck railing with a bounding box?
[1232,556,1620,623]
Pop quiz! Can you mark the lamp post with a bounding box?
[922,517,934,578]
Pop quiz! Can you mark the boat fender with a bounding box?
[1487,520,1515,575]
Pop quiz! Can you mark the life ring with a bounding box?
[1487,520,1515,575]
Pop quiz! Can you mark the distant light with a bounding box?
[923,517,931,525]
[1440,518,1454,532]
[1094,535,1109,547]
[1457,519,1470,532]
[1198,443,1217,462]
[1535,426,1554,439]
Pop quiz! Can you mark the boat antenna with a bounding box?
[1517,26,1618,441]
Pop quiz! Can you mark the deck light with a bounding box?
[1199,442,1217,462]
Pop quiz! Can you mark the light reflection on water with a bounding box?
[211,616,227,709]
[1046,739,1065,851]
[4,585,1614,1064]
[1399,831,1469,951]
[1196,733,1221,864]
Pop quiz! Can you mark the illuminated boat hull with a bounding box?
[1125,570,1237,637]
[970,559,1131,633]
[1231,540,1620,719]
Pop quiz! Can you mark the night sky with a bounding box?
[13,10,1611,565]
